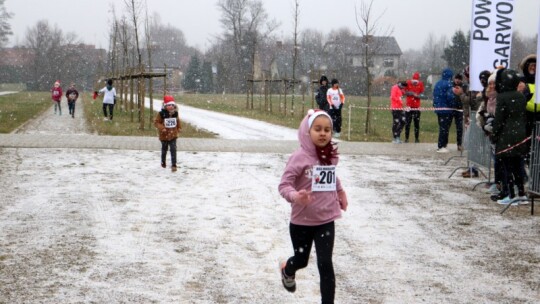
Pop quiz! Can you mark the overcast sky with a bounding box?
[5,0,540,51]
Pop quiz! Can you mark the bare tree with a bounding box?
[124,0,143,68]
[25,20,80,90]
[354,0,392,134]
[144,3,154,128]
[290,0,300,113]
[421,33,447,75]
[217,0,278,98]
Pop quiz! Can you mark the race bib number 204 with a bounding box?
[311,165,336,192]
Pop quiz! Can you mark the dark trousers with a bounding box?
[437,111,463,148]
[405,110,421,141]
[284,221,335,304]
[161,139,177,166]
[68,101,76,116]
[453,111,464,146]
[392,110,405,138]
[497,155,526,198]
[329,107,342,133]
[103,103,114,120]
[437,113,451,148]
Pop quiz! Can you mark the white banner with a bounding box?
[536,4,540,104]
[470,0,516,91]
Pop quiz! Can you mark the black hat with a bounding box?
[319,75,328,85]
[479,70,491,87]
[330,78,339,85]
[106,79,113,86]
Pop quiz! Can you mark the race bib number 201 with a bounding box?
[311,165,336,192]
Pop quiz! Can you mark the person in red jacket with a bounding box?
[51,80,62,115]
[404,72,425,143]
[390,81,407,143]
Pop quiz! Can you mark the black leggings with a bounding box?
[392,110,405,138]
[405,110,421,140]
[284,221,335,304]
[329,107,342,133]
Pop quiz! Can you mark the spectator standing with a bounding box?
[326,79,345,138]
[390,81,407,143]
[65,82,79,119]
[451,73,467,152]
[404,72,425,143]
[432,68,455,153]
[491,68,528,205]
[316,75,330,112]
[51,80,62,116]
[520,55,537,137]
[476,71,507,199]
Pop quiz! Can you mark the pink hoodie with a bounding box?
[278,114,343,226]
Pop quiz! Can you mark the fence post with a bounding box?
[348,103,352,141]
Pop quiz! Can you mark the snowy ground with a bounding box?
[0,97,539,303]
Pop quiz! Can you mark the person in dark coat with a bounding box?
[65,82,79,118]
[432,68,455,153]
[491,68,528,205]
[519,55,537,138]
[316,76,329,112]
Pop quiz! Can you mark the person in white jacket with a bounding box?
[98,79,117,121]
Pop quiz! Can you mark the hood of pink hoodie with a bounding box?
[297,113,338,165]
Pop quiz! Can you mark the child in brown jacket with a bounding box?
[154,95,182,172]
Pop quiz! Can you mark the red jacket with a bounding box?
[390,84,404,109]
[405,72,425,108]
[51,87,62,102]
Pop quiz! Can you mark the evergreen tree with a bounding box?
[183,55,201,92]
[200,61,214,93]
[0,0,12,47]
[442,30,470,73]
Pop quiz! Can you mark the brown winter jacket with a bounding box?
[154,109,181,141]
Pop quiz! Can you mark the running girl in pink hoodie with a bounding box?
[278,109,348,303]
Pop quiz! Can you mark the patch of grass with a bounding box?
[81,93,215,138]
[177,93,461,143]
[0,92,51,133]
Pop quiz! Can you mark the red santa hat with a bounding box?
[163,95,175,106]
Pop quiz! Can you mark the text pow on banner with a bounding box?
[470,0,515,91]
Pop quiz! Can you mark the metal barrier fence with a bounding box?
[447,112,492,190]
[525,122,540,215]
[467,112,492,169]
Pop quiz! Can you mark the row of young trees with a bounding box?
[0,0,536,96]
